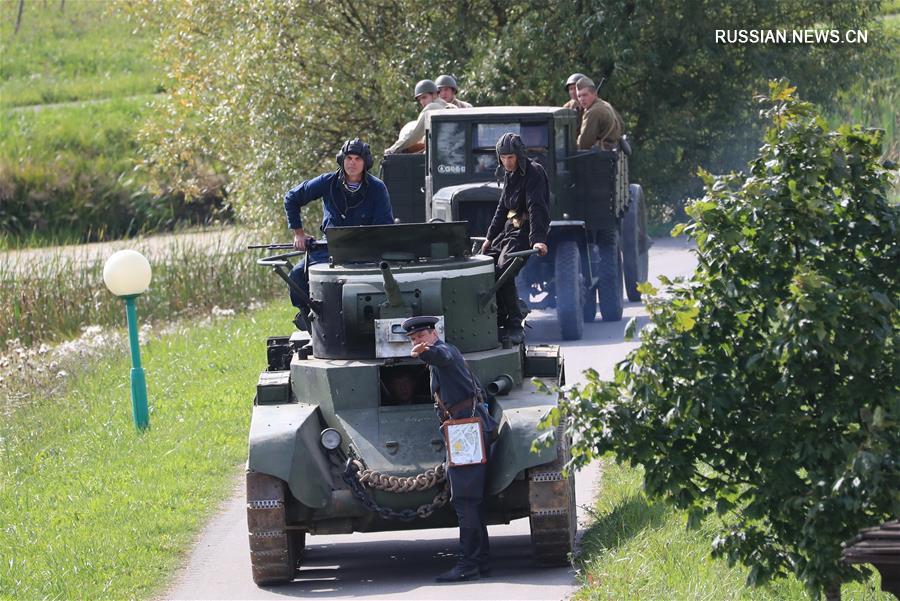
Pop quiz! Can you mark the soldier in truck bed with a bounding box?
[576,76,624,150]
[384,79,455,155]
[479,133,550,344]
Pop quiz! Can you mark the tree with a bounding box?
[122,1,890,229]
[542,81,898,597]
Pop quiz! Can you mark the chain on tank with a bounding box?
[351,459,446,492]
[341,459,450,522]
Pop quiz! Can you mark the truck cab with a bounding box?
[381,106,648,340]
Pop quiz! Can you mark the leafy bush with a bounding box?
[546,82,899,597]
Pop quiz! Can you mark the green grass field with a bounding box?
[574,460,892,600]
[0,0,226,246]
[0,301,296,599]
[0,0,159,108]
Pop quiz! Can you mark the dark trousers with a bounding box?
[287,248,329,308]
[488,226,530,329]
[451,498,490,570]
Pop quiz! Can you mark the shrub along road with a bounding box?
[163,236,698,601]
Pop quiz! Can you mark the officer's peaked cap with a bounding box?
[402,315,439,335]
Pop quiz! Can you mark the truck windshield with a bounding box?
[473,122,549,174]
[434,122,466,175]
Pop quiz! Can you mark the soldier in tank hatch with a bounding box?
[283,138,394,328]
[404,315,496,582]
[480,133,550,345]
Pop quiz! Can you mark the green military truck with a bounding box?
[381,106,650,340]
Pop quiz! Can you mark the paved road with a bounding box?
[164,236,697,601]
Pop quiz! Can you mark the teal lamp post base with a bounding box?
[124,295,150,431]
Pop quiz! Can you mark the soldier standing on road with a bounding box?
[575,76,624,150]
[384,80,455,155]
[436,74,473,109]
[562,72,586,134]
[480,133,550,344]
[284,138,394,327]
[403,315,497,582]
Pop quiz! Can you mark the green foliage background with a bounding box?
[545,82,898,597]
[124,0,894,231]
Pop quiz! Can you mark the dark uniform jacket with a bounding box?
[419,339,497,500]
[485,157,551,255]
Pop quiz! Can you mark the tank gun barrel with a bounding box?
[379,261,405,308]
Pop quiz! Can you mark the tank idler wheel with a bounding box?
[527,423,577,566]
[247,470,305,585]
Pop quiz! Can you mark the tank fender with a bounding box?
[248,403,332,509]
[487,404,560,496]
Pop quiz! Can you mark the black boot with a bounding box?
[436,528,481,582]
[292,310,309,331]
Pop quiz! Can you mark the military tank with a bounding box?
[247,222,575,585]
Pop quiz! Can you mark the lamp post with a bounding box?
[103,249,153,431]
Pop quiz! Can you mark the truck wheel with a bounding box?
[528,423,577,566]
[596,229,624,321]
[622,185,649,302]
[247,471,304,585]
[554,240,584,340]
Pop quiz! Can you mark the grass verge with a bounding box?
[575,459,891,600]
[0,300,296,599]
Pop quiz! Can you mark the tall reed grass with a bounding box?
[0,230,286,347]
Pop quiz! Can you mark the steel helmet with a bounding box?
[413,79,438,99]
[435,74,458,91]
[564,72,586,89]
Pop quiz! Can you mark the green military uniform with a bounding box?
[449,97,473,109]
[385,98,455,154]
[577,96,624,150]
[563,98,584,135]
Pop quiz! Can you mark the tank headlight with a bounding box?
[320,428,342,451]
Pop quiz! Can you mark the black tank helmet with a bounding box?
[495,132,527,175]
[335,138,374,171]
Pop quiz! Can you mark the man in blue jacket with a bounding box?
[284,138,394,323]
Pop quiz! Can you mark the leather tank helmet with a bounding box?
[335,138,374,171]
[495,132,528,176]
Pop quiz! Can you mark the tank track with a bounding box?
[527,423,577,565]
[246,470,304,585]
